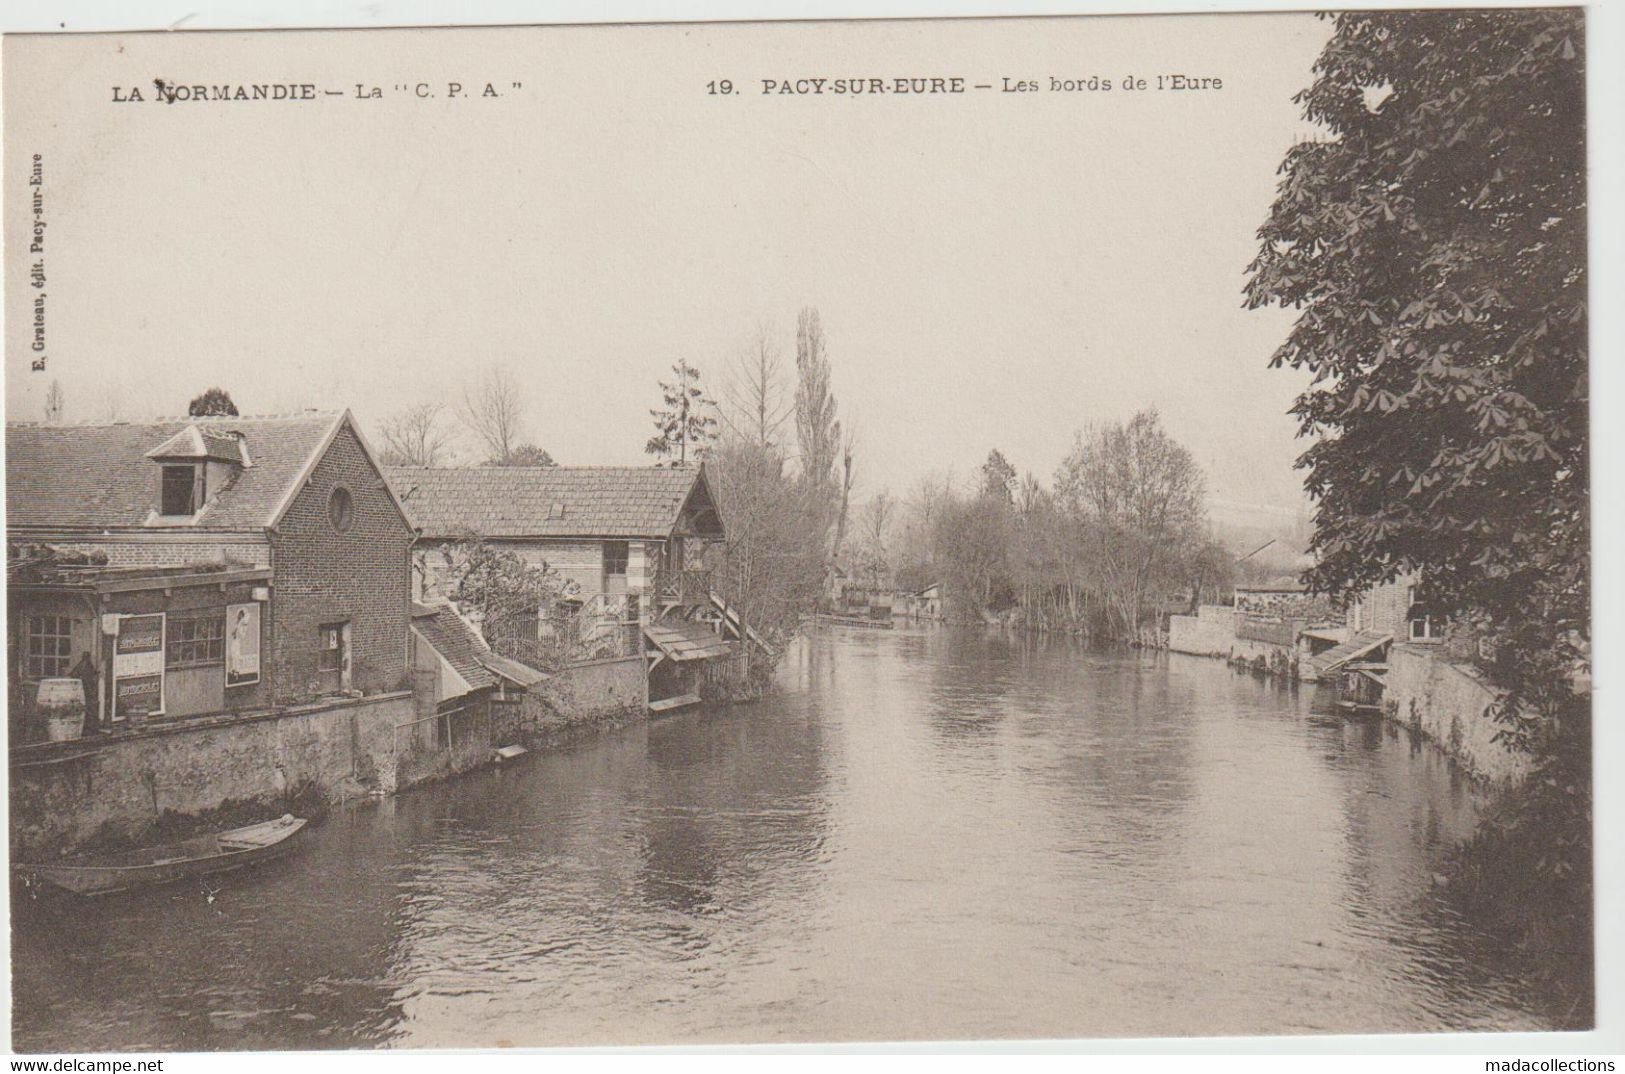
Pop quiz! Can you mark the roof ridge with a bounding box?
[384,464,693,472]
[9,410,340,430]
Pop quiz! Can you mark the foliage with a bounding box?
[1054,411,1208,634]
[935,488,1015,616]
[892,473,954,593]
[980,450,1017,503]
[1243,9,1587,712]
[706,436,828,657]
[792,307,857,593]
[1181,538,1237,614]
[794,308,841,488]
[495,443,556,467]
[377,402,452,467]
[704,314,853,664]
[1246,9,1589,1016]
[429,533,579,667]
[187,387,237,417]
[893,420,1212,636]
[645,359,717,464]
[1446,717,1593,1028]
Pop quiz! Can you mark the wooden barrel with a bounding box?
[36,678,86,742]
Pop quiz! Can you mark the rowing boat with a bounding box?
[14,814,309,897]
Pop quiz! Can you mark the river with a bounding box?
[10,624,1551,1049]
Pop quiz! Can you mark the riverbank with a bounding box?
[12,627,1555,1050]
[1166,604,1530,786]
[8,653,656,859]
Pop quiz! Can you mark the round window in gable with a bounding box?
[328,486,355,533]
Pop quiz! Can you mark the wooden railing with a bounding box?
[652,568,713,607]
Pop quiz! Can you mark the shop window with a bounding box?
[167,616,225,668]
[603,540,629,577]
[25,615,75,678]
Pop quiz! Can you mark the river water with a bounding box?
[11,625,1551,1049]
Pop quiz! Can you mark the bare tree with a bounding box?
[459,366,527,465]
[893,470,955,590]
[379,402,454,467]
[42,379,65,424]
[857,489,895,586]
[720,325,793,449]
[827,428,857,592]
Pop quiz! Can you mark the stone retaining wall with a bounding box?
[1169,605,1238,658]
[9,692,414,855]
[11,655,655,856]
[494,653,649,747]
[1385,644,1531,784]
[1170,606,1304,678]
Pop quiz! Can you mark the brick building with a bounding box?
[6,411,415,734]
[1348,573,1444,643]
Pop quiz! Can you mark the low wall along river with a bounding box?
[9,654,652,857]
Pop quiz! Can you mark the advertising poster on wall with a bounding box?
[226,603,261,686]
[111,612,164,720]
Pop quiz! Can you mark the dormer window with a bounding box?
[161,464,202,516]
[145,423,248,523]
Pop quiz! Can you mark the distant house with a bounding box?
[829,565,903,619]
[908,583,943,621]
[386,464,740,707]
[6,411,415,734]
[1295,573,1450,692]
[1348,575,1445,645]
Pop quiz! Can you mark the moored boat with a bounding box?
[14,814,309,897]
[813,613,894,630]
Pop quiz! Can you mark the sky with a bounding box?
[4,14,1330,525]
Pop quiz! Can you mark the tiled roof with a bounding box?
[411,602,498,692]
[385,465,719,540]
[145,425,248,464]
[6,413,341,532]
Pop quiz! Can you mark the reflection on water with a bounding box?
[11,626,1550,1049]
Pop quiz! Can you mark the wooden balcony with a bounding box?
[652,568,713,608]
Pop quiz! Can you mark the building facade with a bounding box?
[6,411,414,736]
[386,463,737,704]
